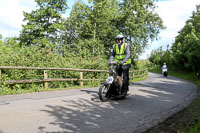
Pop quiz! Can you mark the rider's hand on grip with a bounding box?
[107,62,111,66]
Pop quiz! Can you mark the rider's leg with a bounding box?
[116,66,123,76]
[122,68,129,95]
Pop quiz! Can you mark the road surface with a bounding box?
[0,72,197,133]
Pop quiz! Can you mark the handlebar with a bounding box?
[109,61,118,65]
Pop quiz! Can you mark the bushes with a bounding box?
[0,44,108,93]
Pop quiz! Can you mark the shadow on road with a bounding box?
[38,74,194,133]
[39,98,131,133]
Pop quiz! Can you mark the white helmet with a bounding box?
[115,34,124,40]
[164,63,166,65]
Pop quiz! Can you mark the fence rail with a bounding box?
[0,66,147,88]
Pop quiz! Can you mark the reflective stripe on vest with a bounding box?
[113,43,131,65]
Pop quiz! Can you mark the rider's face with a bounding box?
[116,39,122,45]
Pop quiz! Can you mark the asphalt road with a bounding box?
[0,72,197,133]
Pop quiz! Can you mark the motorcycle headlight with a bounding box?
[105,76,114,84]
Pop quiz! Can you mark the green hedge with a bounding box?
[0,44,107,92]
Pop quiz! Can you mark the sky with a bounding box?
[0,0,199,59]
[140,0,200,59]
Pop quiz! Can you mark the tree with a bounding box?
[149,46,164,66]
[19,0,68,48]
[0,34,3,46]
[172,4,200,72]
[119,0,165,59]
[65,0,121,57]
[149,4,200,72]
[67,0,164,60]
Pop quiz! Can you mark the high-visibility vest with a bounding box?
[113,43,131,65]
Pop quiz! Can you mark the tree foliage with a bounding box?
[0,34,3,46]
[19,0,68,48]
[149,4,200,73]
[64,0,165,59]
[119,0,165,58]
[1,0,165,92]
[172,5,200,72]
[18,0,164,59]
[65,0,121,57]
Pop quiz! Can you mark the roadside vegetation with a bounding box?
[147,5,200,132]
[0,0,162,95]
[146,65,200,133]
[0,0,200,132]
[0,40,148,95]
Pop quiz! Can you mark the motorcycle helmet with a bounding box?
[115,34,124,43]
[115,34,124,40]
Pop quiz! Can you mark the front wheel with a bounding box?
[164,72,168,77]
[98,84,110,102]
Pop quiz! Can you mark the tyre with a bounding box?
[98,84,110,102]
[164,72,168,77]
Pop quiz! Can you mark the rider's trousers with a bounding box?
[116,66,129,92]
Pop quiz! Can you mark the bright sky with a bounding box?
[0,0,199,59]
[140,0,200,59]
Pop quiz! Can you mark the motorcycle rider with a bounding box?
[162,62,168,73]
[108,34,131,97]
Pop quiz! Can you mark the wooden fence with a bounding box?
[0,66,148,88]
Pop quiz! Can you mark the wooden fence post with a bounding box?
[80,72,83,86]
[44,70,48,88]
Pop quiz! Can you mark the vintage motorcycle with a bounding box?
[98,61,126,102]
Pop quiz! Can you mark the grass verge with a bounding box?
[145,66,200,133]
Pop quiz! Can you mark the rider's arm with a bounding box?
[109,49,115,62]
[122,44,130,63]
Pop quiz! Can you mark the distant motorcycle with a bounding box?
[98,61,126,102]
[162,68,168,77]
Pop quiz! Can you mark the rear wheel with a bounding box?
[98,84,110,102]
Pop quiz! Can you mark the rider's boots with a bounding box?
[121,86,128,98]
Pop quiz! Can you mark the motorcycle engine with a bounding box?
[114,76,122,87]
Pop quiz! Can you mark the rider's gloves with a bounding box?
[107,62,111,66]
